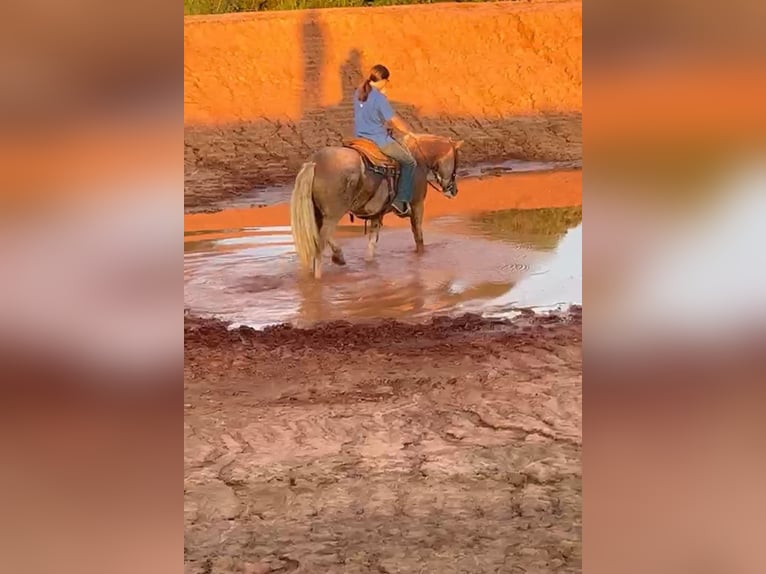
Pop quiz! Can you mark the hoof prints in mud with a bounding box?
[185,310,582,573]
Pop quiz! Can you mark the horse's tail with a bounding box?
[290,161,319,269]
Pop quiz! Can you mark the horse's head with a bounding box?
[404,134,464,198]
[432,138,463,199]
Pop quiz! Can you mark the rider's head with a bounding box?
[358,64,390,102]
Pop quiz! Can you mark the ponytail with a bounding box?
[357,64,390,103]
[357,78,372,102]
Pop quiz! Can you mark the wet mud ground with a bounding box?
[184,309,582,573]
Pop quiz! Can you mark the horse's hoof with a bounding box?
[332,254,346,266]
[415,245,425,255]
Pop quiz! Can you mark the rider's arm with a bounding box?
[379,95,413,137]
[388,114,413,136]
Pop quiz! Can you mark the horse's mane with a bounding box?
[410,133,448,143]
[406,133,453,161]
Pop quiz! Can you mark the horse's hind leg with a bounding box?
[318,216,344,273]
[329,236,346,266]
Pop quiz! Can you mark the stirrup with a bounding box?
[392,202,411,217]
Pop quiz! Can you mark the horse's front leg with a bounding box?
[410,201,425,254]
[365,218,381,262]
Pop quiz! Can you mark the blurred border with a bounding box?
[586,0,766,571]
[0,2,182,573]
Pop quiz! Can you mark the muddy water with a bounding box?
[184,170,581,329]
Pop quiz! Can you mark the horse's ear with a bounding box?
[454,140,464,150]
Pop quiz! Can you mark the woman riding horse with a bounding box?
[290,64,463,279]
[353,64,417,217]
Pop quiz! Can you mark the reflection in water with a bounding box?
[184,207,582,329]
[471,206,582,250]
[476,223,582,316]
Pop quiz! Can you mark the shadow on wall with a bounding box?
[184,12,582,210]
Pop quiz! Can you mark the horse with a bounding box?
[290,133,463,279]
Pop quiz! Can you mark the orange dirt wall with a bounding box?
[184,1,582,209]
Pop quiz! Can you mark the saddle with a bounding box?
[343,138,399,171]
[342,138,400,222]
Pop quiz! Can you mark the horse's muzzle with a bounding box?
[443,184,458,198]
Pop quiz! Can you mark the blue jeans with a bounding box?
[380,140,416,204]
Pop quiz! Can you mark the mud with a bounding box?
[184,309,582,573]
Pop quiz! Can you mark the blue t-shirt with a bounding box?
[353,87,395,148]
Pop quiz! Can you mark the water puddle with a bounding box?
[184,170,582,329]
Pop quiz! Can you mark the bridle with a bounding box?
[429,142,459,196]
[410,135,459,197]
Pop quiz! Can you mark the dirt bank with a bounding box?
[184,309,582,573]
[184,1,582,208]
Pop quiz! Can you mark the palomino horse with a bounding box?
[290,133,463,278]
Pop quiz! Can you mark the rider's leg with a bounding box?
[380,141,416,214]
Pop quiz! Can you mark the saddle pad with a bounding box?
[343,138,398,169]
